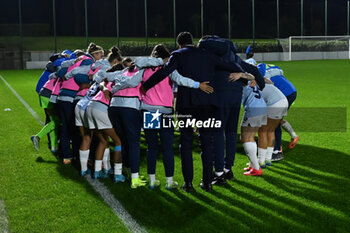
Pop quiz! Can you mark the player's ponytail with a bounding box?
[107,46,122,63]
[87,42,103,55]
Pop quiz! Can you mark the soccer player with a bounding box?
[141,32,250,192]
[57,43,103,164]
[35,50,73,94]
[257,79,288,167]
[85,77,124,181]
[75,46,123,179]
[238,80,266,175]
[258,63,299,161]
[31,76,61,153]
[245,45,257,66]
[110,44,213,190]
[198,36,265,185]
[31,50,74,153]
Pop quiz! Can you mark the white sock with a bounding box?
[166,176,173,185]
[95,160,102,172]
[266,147,274,162]
[273,150,279,154]
[224,168,230,173]
[258,148,267,164]
[79,150,89,172]
[103,148,111,171]
[107,150,111,168]
[149,174,156,183]
[243,142,259,170]
[215,171,224,176]
[114,163,122,175]
[131,172,139,179]
[281,121,297,139]
[291,132,297,139]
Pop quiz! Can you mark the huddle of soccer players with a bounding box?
[32,32,298,192]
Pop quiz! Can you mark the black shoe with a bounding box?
[224,170,235,181]
[211,173,227,185]
[199,180,213,192]
[181,182,195,193]
[271,152,284,162]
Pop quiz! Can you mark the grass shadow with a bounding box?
[35,137,350,233]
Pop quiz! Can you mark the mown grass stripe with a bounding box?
[0,74,147,233]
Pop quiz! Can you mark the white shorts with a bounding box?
[86,106,113,130]
[241,114,267,127]
[75,106,89,128]
[267,98,288,119]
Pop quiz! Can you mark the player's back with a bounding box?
[264,64,296,96]
[261,84,286,106]
[270,75,296,96]
[242,84,267,118]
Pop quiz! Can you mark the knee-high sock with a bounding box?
[48,115,60,150]
[281,121,297,139]
[258,148,267,164]
[114,163,122,175]
[243,142,259,170]
[266,147,274,162]
[79,149,89,172]
[37,121,55,139]
[95,160,102,172]
[103,148,111,170]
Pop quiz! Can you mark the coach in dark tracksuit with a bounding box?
[198,36,265,184]
[142,32,243,192]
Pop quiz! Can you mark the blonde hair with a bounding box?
[87,42,103,55]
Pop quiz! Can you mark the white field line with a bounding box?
[0,200,9,233]
[0,74,147,233]
[86,177,147,233]
[0,75,44,125]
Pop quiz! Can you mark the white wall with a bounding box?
[26,51,350,69]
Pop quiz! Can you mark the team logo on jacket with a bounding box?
[143,110,161,129]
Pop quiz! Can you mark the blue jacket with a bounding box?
[198,36,264,107]
[142,46,243,109]
[35,50,74,93]
[198,36,265,107]
[258,63,296,97]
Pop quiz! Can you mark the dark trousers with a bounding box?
[52,103,62,157]
[44,109,51,149]
[143,113,175,177]
[109,107,141,173]
[179,127,194,183]
[274,92,297,151]
[178,107,217,185]
[214,100,241,172]
[198,127,216,185]
[57,100,75,159]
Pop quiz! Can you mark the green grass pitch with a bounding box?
[0,60,350,233]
